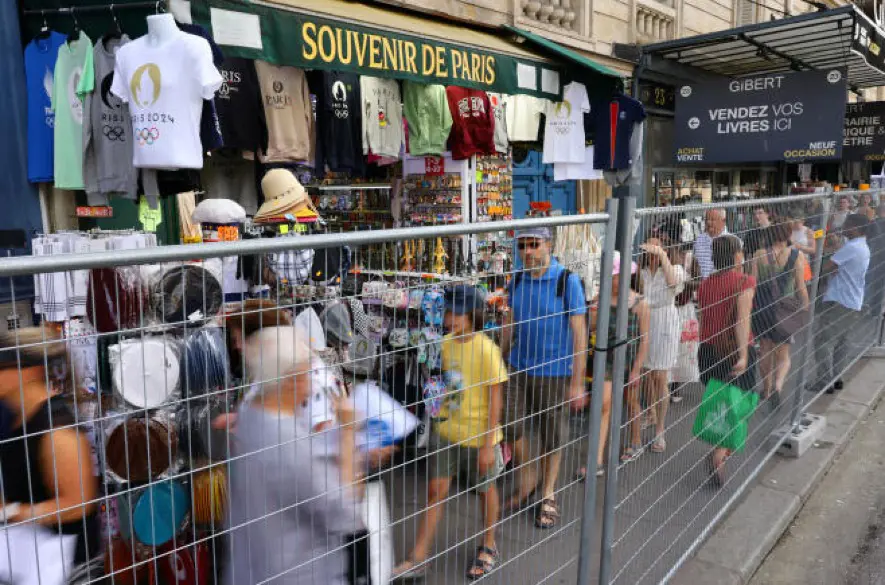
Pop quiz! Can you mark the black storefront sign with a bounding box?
[852,17,885,76]
[673,68,847,164]
[844,101,885,161]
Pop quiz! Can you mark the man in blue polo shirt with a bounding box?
[500,227,587,529]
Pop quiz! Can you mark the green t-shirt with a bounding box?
[52,31,91,190]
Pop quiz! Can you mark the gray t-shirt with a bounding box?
[225,403,359,585]
[79,36,137,203]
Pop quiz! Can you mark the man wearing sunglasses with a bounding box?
[500,227,588,529]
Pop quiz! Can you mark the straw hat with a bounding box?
[255,169,315,220]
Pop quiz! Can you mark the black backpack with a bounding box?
[510,267,579,306]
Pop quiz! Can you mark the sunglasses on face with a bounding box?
[517,240,542,250]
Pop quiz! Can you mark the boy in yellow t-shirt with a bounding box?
[393,285,508,581]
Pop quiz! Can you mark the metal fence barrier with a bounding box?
[0,191,881,585]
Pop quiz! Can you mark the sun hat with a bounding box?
[255,169,316,221]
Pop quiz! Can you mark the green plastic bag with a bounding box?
[692,378,759,452]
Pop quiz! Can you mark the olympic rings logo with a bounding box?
[135,127,160,145]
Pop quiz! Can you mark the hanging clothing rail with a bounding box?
[23,1,165,15]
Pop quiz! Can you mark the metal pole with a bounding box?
[576,197,619,585]
[22,1,165,15]
[598,188,637,585]
[792,193,831,425]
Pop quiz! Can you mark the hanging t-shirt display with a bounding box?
[78,36,137,203]
[542,82,590,164]
[255,61,313,163]
[24,31,66,184]
[589,94,647,171]
[445,86,495,161]
[360,76,403,158]
[178,21,224,151]
[403,82,452,156]
[215,57,267,153]
[111,30,222,169]
[52,31,92,190]
[502,94,549,142]
[315,71,363,173]
[487,92,509,154]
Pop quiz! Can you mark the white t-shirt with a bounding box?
[111,31,222,169]
[554,146,604,181]
[503,94,549,142]
[542,82,590,164]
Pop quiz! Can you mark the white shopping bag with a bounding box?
[672,302,700,384]
[352,381,420,450]
[359,481,393,585]
[0,522,77,585]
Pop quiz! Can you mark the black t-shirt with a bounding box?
[313,71,364,174]
[215,57,268,153]
[178,22,225,150]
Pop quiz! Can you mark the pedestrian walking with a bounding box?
[830,195,851,231]
[0,327,99,578]
[393,285,507,580]
[813,213,871,393]
[789,208,816,257]
[695,208,730,279]
[225,327,361,585]
[697,235,757,487]
[639,236,686,453]
[744,205,773,259]
[750,223,810,409]
[499,227,587,529]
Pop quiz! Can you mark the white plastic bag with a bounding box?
[671,302,700,384]
[352,380,420,450]
[0,523,77,585]
[359,481,393,585]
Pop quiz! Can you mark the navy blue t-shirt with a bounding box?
[590,94,646,171]
[24,32,66,183]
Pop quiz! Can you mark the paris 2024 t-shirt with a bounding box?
[111,31,222,169]
[52,31,92,190]
[24,31,66,183]
[78,35,137,201]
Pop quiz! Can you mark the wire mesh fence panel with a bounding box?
[602,190,885,585]
[0,214,617,585]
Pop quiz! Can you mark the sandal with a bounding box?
[575,465,605,482]
[466,546,499,580]
[620,444,644,463]
[535,498,560,529]
[651,436,666,453]
[393,559,428,582]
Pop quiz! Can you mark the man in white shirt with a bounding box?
[694,208,729,279]
[813,213,871,394]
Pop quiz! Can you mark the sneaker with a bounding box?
[834,379,844,390]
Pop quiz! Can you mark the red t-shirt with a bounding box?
[697,270,756,347]
[445,87,495,160]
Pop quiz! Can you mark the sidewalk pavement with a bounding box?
[671,356,885,585]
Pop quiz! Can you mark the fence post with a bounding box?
[598,191,637,585]
[792,193,832,425]
[576,197,619,585]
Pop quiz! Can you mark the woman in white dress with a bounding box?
[789,209,815,257]
[639,237,686,452]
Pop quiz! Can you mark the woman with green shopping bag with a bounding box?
[695,234,758,488]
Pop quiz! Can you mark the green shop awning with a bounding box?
[503,25,624,82]
[192,0,565,98]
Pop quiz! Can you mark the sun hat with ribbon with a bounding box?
[255,169,318,221]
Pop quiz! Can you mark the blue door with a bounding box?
[512,147,576,218]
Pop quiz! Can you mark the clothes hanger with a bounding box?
[66,8,81,45]
[103,4,123,44]
[35,10,51,40]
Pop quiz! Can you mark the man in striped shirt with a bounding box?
[694,208,730,279]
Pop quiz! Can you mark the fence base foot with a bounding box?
[865,347,885,359]
[770,413,827,458]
